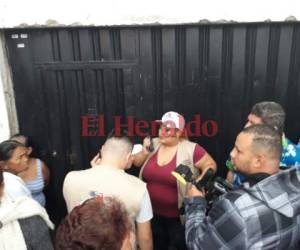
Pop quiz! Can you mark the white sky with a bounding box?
[0,0,300,27]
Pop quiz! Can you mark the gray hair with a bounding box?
[250,101,285,135]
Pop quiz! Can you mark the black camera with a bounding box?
[172,164,234,204]
[205,176,234,205]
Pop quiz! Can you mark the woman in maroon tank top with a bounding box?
[133,111,217,250]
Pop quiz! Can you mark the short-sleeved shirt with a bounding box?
[136,190,153,223]
[142,144,206,217]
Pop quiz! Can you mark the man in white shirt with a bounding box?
[63,133,153,250]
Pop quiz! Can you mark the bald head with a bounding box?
[101,136,133,164]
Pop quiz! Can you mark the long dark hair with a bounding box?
[0,140,24,161]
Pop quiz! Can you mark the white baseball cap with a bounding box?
[157,111,185,131]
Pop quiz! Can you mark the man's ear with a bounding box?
[253,154,264,169]
[27,147,33,156]
[125,153,132,163]
[100,145,105,156]
[125,153,133,170]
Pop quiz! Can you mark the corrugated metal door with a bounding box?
[5,28,142,222]
[5,23,300,222]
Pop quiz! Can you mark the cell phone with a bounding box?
[147,136,154,152]
[131,144,143,155]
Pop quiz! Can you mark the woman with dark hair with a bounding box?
[0,140,32,200]
[10,134,50,207]
[55,196,134,250]
[0,140,30,175]
[0,168,54,250]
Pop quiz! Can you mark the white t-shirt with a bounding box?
[136,189,153,223]
[3,172,31,201]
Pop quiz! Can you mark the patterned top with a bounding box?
[280,136,300,168]
[184,167,300,250]
[25,159,46,207]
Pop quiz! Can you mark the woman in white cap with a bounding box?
[133,111,217,250]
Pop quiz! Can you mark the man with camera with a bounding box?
[184,124,300,249]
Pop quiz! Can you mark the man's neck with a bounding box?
[245,172,271,186]
[99,159,123,170]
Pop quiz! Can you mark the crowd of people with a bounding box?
[0,101,300,249]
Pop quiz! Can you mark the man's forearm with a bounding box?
[184,196,207,250]
[138,236,153,250]
[137,221,153,250]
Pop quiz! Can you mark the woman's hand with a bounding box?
[131,137,153,167]
[142,137,152,155]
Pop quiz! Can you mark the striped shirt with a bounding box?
[25,159,46,207]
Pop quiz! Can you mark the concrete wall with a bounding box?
[0,75,10,142]
[0,0,300,28]
[0,33,18,141]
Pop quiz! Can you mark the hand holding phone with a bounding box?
[142,136,154,154]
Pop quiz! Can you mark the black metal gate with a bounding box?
[5,23,300,223]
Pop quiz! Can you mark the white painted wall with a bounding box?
[0,0,300,28]
[0,33,18,142]
[0,33,10,141]
[0,77,10,142]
